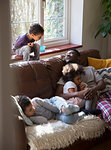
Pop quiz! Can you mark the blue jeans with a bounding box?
[56,113,84,124]
[16,43,40,61]
[50,96,85,124]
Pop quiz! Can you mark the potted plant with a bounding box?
[95,0,111,38]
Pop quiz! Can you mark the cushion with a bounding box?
[11,95,33,126]
[25,116,107,150]
[88,57,111,69]
[97,67,111,92]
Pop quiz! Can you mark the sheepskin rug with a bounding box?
[25,114,107,150]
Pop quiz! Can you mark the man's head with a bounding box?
[65,49,80,64]
[18,95,35,117]
[29,23,44,41]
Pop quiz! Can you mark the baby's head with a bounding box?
[18,95,35,117]
[29,23,44,41]
[62,63,85,86]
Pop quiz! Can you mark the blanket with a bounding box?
[25,115,107,150]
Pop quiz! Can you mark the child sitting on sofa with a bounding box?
[12,23,44,61]
[62,63,92,110]
[17,95,85,125]
[62,63,101,116]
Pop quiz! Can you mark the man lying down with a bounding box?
[15,95,101,125]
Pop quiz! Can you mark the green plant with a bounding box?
[95,0,111,38]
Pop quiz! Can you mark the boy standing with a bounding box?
[13,23,44,61]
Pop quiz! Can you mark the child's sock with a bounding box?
[62,104,80,115]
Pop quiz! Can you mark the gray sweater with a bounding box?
[31,97,59,120]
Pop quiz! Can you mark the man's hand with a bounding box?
[75,90,87,99]
[80,82,87,90]
[83,88,97,100]
[28,42,34,47]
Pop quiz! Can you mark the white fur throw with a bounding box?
[25,115,107,150]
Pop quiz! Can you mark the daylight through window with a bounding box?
[10,0,70,48]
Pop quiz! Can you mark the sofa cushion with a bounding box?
[45,56,65,93]
[79,49,101,66]
[88,57,111,69]
[11,95,33,126]
[10,61,54,98]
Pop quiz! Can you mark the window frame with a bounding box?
[10,0,71,48]
[40,0,71,48]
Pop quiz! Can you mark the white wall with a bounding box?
[70,0,83,45]
[70,0,109,58]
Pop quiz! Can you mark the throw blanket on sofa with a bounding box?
[25,115,107,150]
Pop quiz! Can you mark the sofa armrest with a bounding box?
[13,115,29,150]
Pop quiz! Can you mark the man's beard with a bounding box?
[66,59,78,64]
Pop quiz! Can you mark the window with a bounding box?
[10,0,70,48]
[10,0,39,47]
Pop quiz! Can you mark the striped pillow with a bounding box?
[97,67,111,92]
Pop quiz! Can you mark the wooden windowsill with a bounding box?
[11,43,82,62]
[40,43,82,56]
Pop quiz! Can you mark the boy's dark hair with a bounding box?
[18,95,31,113]
[29,23,44,35]
[68,49,80,57]
[62,63,85,83]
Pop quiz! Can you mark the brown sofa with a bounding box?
[10,49,111,150]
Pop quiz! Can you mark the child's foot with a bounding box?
[61,104,80,115]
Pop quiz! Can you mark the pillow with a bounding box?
[11,95,33,126]
[88,57,111,69]
[97,67,111,92]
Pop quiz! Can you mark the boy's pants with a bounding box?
[49,96,85,124]
[16,43,40,61]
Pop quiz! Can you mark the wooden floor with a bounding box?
[89,138,111,150]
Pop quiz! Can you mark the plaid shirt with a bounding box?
[96,90,111,129]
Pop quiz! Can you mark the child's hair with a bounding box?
[29,23,44,35]
[62,63,85,83]
[18,95,31,113]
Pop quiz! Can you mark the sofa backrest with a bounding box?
[10,49,101,98]
[79,49,101,66]
[10,61,54,98]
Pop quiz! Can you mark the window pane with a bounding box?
[44,0,65,41]
[11,23,32,46]
[10,0,38,45]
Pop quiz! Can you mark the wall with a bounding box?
[0,0,16,149]
[70,0,83,45]
[82,0,107,58]
[107,35,111,58]
[70,0,110,58]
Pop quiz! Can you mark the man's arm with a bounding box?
[55,84,86,99]
[84,79,105,100]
